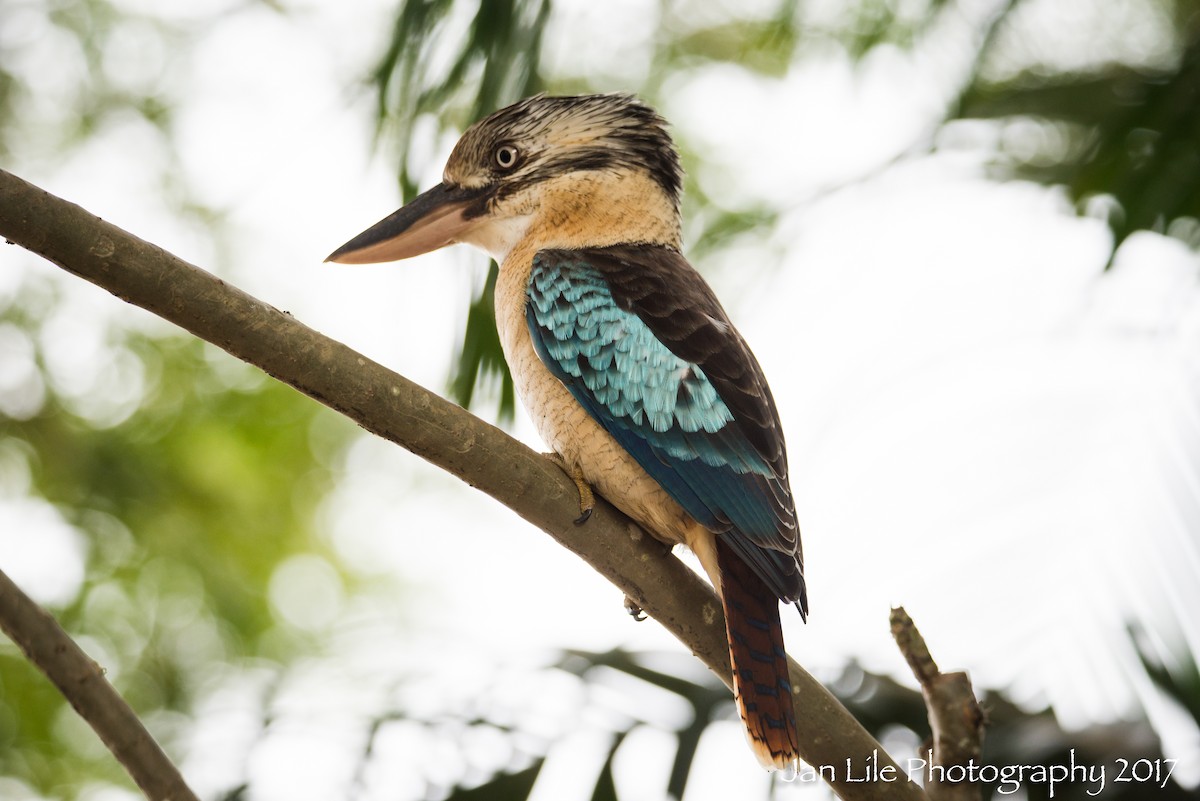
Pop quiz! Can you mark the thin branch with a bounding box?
[0,566,201,801]
[0,168,927,801]
[891,607,985,801]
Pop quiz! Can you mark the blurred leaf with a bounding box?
[370,0,550,415]
[664,16,799,77]
[0,280,356,794]
[447,761,544,801]
[39,1,184,145]
[560,648,730,799]
[1132,626,1200,728]
[450,262,516,421]
[589,730,624,801]
[841,0,954,57]
[952,11,1200,256]
[371,0,551,195]
[686,201,780,261]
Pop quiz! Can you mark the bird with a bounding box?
[327,93,806,770]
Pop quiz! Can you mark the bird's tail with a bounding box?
[716,536,799,771]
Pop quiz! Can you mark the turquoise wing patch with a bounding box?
[526,251,784,544]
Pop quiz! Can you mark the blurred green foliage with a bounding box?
[0,278,353,795]
[0,0,180,158]
[955,0,1200,255]
[371,0,551,421]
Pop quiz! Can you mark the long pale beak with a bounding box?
[326,182,490,264]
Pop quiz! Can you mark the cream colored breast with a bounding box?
[492,243,698,549]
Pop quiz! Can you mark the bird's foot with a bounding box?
[543,453,595,525]
[624,597,647,621]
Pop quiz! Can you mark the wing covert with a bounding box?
[526,246,805,609]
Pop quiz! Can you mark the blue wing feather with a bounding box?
[527,248,805,609]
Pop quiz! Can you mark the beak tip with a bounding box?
[324,245,376,265]
[325,182,485,266]
[324,242,355,263]
[325,241,373,264]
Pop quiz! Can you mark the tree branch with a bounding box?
[0,168,926,800]
[0,566,201,801]
[891,607,985,801]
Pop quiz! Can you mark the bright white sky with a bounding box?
[2,0,1200,798]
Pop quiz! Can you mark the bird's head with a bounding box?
[327,93,683,265]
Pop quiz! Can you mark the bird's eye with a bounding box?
[494,144,519,171]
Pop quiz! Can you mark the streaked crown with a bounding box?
[446,93,683,212]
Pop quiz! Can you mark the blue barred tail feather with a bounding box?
[716,537,800,770]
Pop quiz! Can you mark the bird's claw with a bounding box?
[624,597,647,621]
[544,452,595,525]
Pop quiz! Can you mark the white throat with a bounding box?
[457,213,534,263]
